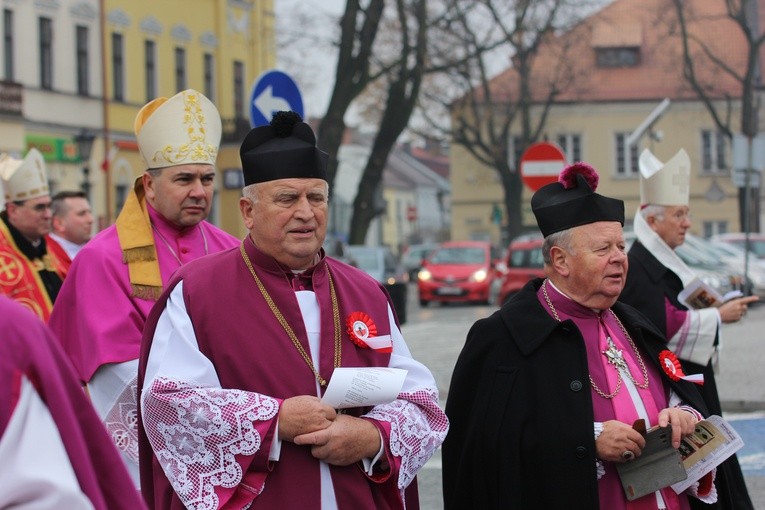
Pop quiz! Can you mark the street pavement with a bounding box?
[401,290,765,509]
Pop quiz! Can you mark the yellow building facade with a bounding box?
[101,0,274,234]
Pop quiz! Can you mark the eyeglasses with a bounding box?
[14,201,52,212]
[670,210,692,222]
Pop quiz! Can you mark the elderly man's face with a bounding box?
[556,221,627,310]
[7,196,52,242]
[143,164,215,229]
[240,178,328,270]
[649,205,691,249]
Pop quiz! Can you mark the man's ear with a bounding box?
[51,215,62,234]
[549,246,570,277]
[142,172,155,202]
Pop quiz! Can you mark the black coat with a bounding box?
[623,241,754,510]
[442,278,711,510]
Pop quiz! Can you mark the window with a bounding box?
[596,47,640,68]
[4,9,13,81]
[145,40,156,101]
[233,60,244,117]
[556,134,581,162]
[203,52,215,101]
[175,47,186,92]
[39,17,53,89]
[115,182,128,217]
[615,133,639,176]
[76,25,89,95]
[112,32,124,101]
[703,221,728,238]
[701,130,728,174]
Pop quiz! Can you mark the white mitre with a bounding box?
[0,148,49,203]
[639,148,690,206]
[134,89,222,169]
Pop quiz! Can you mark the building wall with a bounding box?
[0,0,103,213]
[102,0,275,233]
[0,0,274,234]
[451,98,743,246]
[450,0,751,247]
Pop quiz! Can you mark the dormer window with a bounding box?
[596,47,641,68]
[592,23,642,68]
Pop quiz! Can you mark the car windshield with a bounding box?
[430,247,486,264]
[509,246,544,268]
[348,248,379,271]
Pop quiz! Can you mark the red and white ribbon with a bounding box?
[659,350,704,385]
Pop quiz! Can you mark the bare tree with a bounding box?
[670,0,765,232]
[347,0,428,244]
[317,0,386,190]
[416,0,602,243]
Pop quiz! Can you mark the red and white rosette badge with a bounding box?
[346,312,393,353]
[659,350,704,385]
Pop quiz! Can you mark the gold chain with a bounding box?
[240,243,341,387]
[541,279,649,399]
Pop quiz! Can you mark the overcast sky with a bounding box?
[274,0,345,118]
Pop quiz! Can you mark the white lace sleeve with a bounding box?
[362,304,449,494]
[594,422,605,479]
[141,282,280,509]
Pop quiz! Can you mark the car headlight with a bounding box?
[471,269,488,282]
[418,269,432,281]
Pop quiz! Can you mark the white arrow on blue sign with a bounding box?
[249,70,305,127]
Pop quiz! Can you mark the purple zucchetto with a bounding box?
[239,111,328,185]
[531,162,624,237]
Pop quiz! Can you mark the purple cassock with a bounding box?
[0,296,145,509]
[137,239,449,509]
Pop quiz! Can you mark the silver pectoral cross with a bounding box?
[603,337,628,371]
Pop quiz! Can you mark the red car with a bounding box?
[417,241,501,306]
[497,237,546,305]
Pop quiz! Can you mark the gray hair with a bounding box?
[640,204,665,221]
[542,228,574,265]
[242,183,259,202]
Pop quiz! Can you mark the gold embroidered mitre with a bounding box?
[0,148,49,202]
[639,148,690,207]
[134,89,222,169]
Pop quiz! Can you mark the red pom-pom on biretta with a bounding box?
[559,162,599,191]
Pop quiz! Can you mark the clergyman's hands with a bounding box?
[656,407,698,449]
[278,396,337,442]
[293,414,382,466]
[719,295,759,323]
[596,420,647,463]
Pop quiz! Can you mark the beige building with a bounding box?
[0,0,275,234]
[450,0,751,247]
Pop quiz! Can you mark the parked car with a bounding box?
[322,235,357,266]
[400,243,439,281]
[711,232,765,260]
[417,241,501,306]
[625,231,741,297]
[497,236,546,305]
[699,237,765,299]
[346,245,409,324]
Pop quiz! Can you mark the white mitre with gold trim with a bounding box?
[639,148,690,206]
[0,148,49,202]
[134,89,222,169]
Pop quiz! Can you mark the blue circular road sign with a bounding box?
[249,70,305,127]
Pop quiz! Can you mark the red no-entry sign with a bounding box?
[519,142,567,191]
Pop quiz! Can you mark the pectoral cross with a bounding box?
[603,337,628,372]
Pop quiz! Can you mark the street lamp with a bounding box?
[74,129,95,202]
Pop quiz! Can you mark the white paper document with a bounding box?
[321,367,407,409]
[671,415,744,493]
